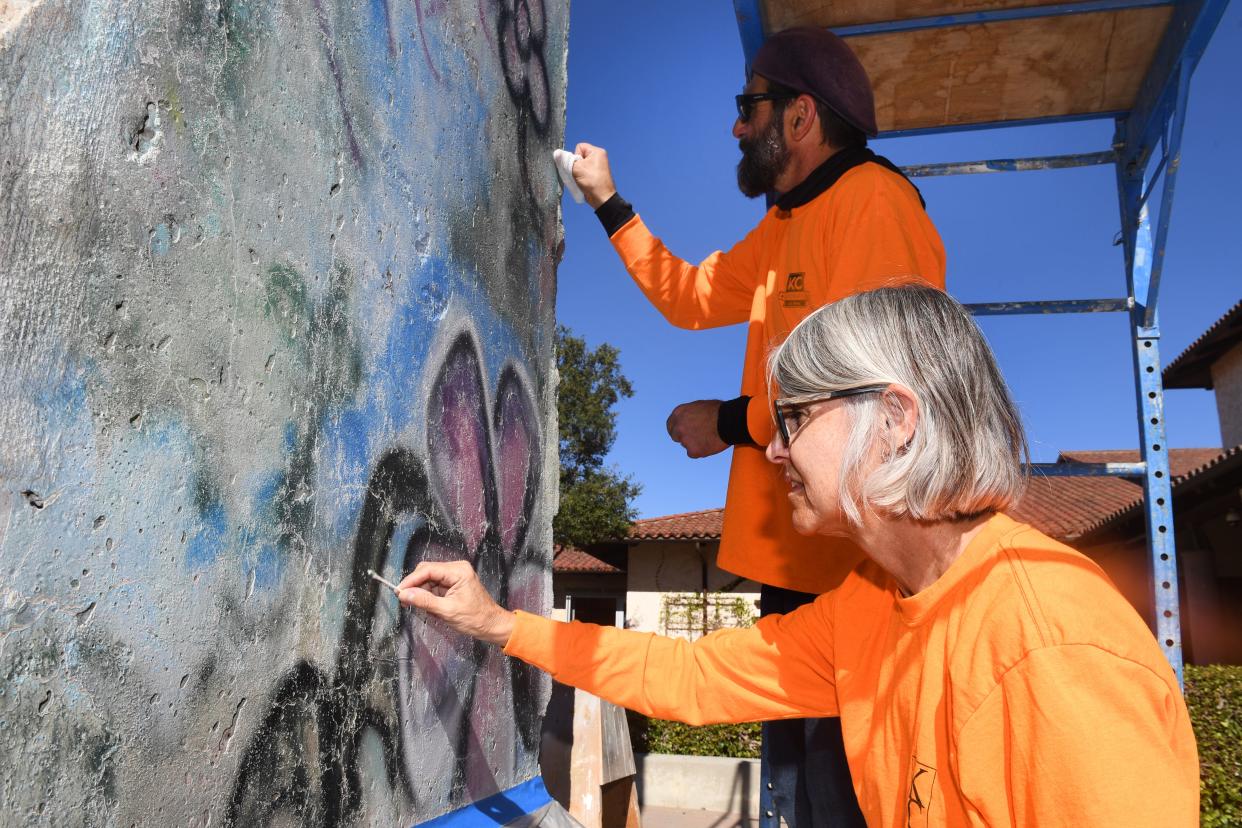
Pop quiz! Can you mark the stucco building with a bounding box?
[552,514,760,638]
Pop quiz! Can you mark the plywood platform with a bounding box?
[752,1,1176,133]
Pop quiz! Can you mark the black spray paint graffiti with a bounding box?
[227,331,545,826]
[498,0,550,137]
[492,0,560,318]
[495,0,555,240]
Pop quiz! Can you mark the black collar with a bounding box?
[774,147,926,211]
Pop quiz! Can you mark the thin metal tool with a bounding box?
[367,569,401,594]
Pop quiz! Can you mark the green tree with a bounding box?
[554,325,641,547]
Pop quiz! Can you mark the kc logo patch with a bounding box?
[906,758,937,828]
[781,272,807,308]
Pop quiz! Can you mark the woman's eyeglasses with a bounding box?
[773,384,889,445]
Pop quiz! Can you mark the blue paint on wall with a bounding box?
[187,501,228,569]
[150,224,172,256]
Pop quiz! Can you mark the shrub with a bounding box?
[1185,664,1242,827]
[660,592,757,638]
[628,711,761,759]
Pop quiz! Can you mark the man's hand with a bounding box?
[396,561,516,646]
[572,142,618,209]
[666,400,729,458]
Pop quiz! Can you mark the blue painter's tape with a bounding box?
[413,778,553,828]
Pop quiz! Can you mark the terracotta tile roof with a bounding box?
[1079,444,1242,538]
[1011,448,1223,541]
[552,545,623,574]
[1009,474,1143,541]
[630,508,724,540]
[620,450,1223,545]
[1057,448,1224,478]
[1163,299,1242,389]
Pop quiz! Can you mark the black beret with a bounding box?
[752,27,878,137]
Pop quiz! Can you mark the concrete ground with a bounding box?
[640,807,756,828]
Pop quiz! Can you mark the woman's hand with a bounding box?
[396,561,516,646]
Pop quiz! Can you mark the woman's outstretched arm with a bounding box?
[397,560,840,725]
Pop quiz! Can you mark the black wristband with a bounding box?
[595,192,636,237]
[717,396,755,446]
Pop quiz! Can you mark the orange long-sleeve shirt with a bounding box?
[610,161,946,593]
[505,514,1199,826]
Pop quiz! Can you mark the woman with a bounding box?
[397,285,1198,826]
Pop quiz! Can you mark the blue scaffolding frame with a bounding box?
[731,1,1229,822]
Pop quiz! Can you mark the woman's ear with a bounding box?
[882,385,919,451]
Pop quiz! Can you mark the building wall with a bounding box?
[1082,480,1242,666]
[625,541,761,637]
[0,1,566,825]
[1210,341,1242,448]
[552,572,627,624]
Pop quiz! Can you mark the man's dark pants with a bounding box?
[760,584,866,827]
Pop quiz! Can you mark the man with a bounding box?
[569,27,945,827]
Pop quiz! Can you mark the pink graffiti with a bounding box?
[412,0,443,83]
[428,346,492,553]
[397,331,543,805]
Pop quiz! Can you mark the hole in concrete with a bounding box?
[131,102,158,154]
[74,602,96,626]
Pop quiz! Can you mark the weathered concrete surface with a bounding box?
[634,754,761,817]
[0,0,566,824]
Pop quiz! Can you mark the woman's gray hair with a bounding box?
[769,285,1028,525]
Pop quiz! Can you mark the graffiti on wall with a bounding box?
[227,329,548,824]
[0,0,566,824]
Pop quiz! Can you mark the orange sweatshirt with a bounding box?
[505,514,1199,827]
[610,161,945,593]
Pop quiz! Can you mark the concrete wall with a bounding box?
[0,1,566,825]
[625,542,760,636]
[1210,341,1242,448]
[634,753,760,816]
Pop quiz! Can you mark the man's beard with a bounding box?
[736,116,790,199]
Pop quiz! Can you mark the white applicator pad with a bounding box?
[553,149,585,204]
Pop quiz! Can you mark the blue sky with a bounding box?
[555,1,1242,520]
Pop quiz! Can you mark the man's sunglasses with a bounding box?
[773,384,889,445]
[735,92,795,123]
